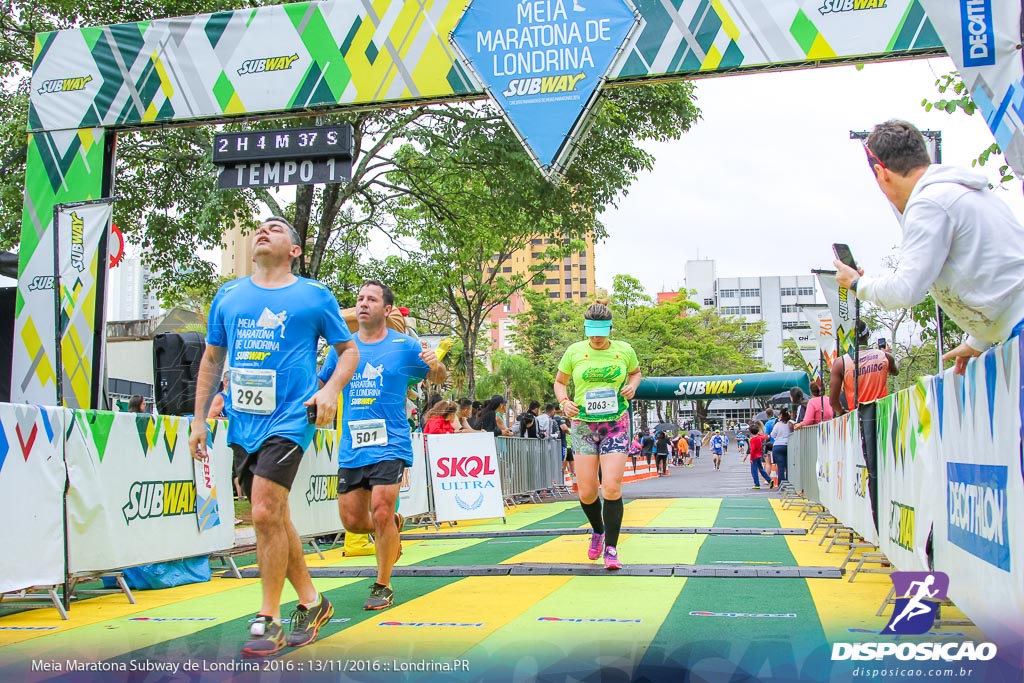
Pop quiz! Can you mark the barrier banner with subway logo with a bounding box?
[0,404,68,594]
[930,340,1023,654]
[816,410,878,545]
[289,427,343,538]
[427,433,504,523]
[65,413,233,573]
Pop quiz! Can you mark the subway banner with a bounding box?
[920,0,1024,177]
[0,404,68,594]
[16,0,956,406]
[400,434,431,518]
[55,201,112,410]
[637,371,810,401]
[64,412,234,573]
[815,270,857,356]
[427,433,505,523]
[289,428,344,538]
[815,411,878,545]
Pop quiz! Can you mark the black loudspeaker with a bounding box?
[153,332,206,415]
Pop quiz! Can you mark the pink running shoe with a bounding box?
[587,532,605,560]
[604,546,622,570]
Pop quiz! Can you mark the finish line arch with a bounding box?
[15,0,1023,407]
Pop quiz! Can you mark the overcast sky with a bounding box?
[594,56,1024,297]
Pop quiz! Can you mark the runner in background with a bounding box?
[554,299,642,571]
[710,430,725,470]
[188,216,359,658]
[325,280,446,611]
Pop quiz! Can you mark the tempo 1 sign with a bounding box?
[212,124,354,189]
[217,157,351,189]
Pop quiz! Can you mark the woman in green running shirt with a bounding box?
[553,300,642,570]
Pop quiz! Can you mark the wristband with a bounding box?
[558,397,570,405]
[849,278,859,293]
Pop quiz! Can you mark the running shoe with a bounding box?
[364,583,394,611]
[587,532,605,560]
[242,616,285,658]
[751,485,761,490]
[286,595,334,648]
[603,546,622,571]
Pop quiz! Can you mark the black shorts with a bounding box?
[337,459,405,495]
[564,444,574,462]
[231,436,304,499]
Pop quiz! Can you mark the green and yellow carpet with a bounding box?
[0,498,1003,682]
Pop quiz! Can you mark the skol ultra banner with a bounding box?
[427,432,505,523]
[65,412,233,573]
[0,404,68,594]
[919,0,1024,178]
[816,271,857,357]
[55,201,112,409]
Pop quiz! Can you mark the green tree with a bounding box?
[780,338,811,377]
[475,351,549,412]
[510,289,586,375]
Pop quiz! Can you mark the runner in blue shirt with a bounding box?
[321,280,445,611]
[710,430,726,471]
[189,216,359,658]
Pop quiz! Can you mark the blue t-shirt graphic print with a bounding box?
[207,276,350,452]
[320,328,429,468]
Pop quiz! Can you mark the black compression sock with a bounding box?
[603,497,624,547]
[580,498,604,535]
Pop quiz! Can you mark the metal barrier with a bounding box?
[788,426,820,502]
[495,436,563,498]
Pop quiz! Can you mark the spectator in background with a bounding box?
[469,400,483,429]
[793,380,834,430]
[654,432,670,476]
[420,393,442,430]
[536,403,555,439]
[640,429,655,467]
[208,371,230,419]
[830,320,898,531]
[835,119,1024,375]
[514,412,537,438]
[769,409,794,482]
[790,387,807,423]
[553,406,574,479]
[128,395,147,413]
[455,399,477,433]
[424,400,458,435]
[743,424,773,490]
[478,396,513,437]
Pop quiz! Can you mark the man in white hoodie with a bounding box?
[835,120,1024,374]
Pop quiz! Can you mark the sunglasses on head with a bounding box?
[862,141,887,172]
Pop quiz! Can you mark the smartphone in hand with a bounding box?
[832,243,858,270]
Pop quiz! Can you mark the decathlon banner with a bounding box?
[55,201,112,410]
[815,271,856,356]
[0,404,68,594]
[876,381,939,572]
[930,339,1024,651]
[399,434,430,517]
[427,433,504,523]
[289,428,343,538]
[920,0,1024,178]
[65,413,233,573]
[816,411,878,545]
